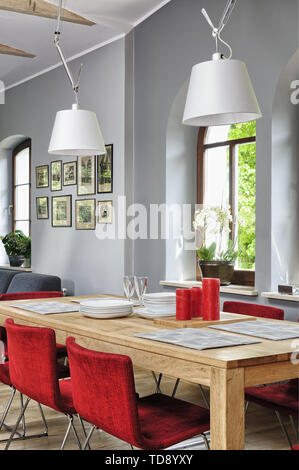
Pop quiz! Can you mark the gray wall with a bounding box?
[0,39,129,295]
[134,0,299,320]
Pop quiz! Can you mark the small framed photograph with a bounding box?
[36,165,49,188]
[52,195,72,227]
[98,200,113,224]
[51,160,62,191]
[75,199,96,230]
[77,156,96,196]
[97,144,113,194]
[36,197,49,220]
[63,161,77,186]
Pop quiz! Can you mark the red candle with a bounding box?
[202,278,220,321]
[176,289,191,321]
[191,287,203,318]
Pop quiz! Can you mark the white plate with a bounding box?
[80,311,132,319]
[135,307,174,319]
[80,299,133,309]
[143,292,176,300]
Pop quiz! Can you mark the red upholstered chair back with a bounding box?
[223,301,284,320]
[0,291,63,301]
[66,337,142,445]
[5,319,61,407]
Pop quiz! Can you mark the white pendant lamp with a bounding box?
[49,0,106,156]
[183,0,262,127]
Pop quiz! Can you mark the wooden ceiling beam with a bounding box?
[0,0,95,26]
[0,42,35,57]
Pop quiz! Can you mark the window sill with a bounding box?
[160,280,258,297]
[261,292,299,303]
[0,265,32,272]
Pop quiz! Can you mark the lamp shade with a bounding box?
[49,105,106,155]
[183,58,262,126]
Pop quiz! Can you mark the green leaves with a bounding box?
[197,242,217,261]
[0,231,31,257]
[219,239,238,263]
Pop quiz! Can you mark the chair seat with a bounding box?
[57,379,76,415]
[0,363,11,387]
[245,380,298,417]
[137,394,210,450]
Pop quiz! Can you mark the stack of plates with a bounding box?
[80,299,133,319]
[136,292,176,319]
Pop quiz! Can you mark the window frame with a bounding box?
[197,127,256,286]
[12,138,32,236]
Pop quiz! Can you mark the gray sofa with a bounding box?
[0,269,61,294]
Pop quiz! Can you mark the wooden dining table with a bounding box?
[0,294,298,450]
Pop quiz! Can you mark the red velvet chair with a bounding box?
[293,445,299,450]
[3,319,86,450]
[223,301,284,320]
[0,291,67,359]
[66,337,210,450]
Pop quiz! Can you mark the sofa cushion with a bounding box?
[0,270,18,294]
[6,273,61,293]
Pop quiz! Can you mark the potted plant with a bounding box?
[0,230,31,268]
[23,235,31,268]
[194,206,238,285]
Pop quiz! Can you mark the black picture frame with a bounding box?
[36,197,49,220]
[63,161,77,186]
[51,195,72,228]
[50,160,62,192]
[97,144,113,194]
[36,165,49,189]
[75,199,96,230]
[77,155,96,196]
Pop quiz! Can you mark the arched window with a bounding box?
[12,139,31,236]
[197,122,256,285]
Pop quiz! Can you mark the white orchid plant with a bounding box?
[194,206,238,263]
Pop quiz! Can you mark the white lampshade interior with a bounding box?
[183,58,262,127]
[49,106,106,156]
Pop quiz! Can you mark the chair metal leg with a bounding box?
[130,444,134,450]
[69,415,82,449]
[198,385,210,409]
[152,371,162,394]
[275,410,293,449]
[61,416,72,450]
[245,401,250,417]
[19,393,26,436]
[290,415,298,442]
[0,387,16,432]
[202,433,210,450]
[78,415,91,450]
[4,397,30,450]
[38,403,48,436]
[82,425,96,450]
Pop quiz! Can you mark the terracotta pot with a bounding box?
[198,260,234,286]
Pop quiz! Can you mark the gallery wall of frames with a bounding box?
[35,145,113,230]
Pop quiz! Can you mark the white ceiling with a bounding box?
[0,0,172,89]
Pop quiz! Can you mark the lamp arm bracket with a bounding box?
[54,0,81,103]
[201,0,237,59]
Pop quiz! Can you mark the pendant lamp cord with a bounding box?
[201,0,236,59]
[54,0,83,104]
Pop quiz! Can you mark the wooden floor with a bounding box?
[0,366,296,451]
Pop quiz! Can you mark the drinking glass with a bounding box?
[134,276,148,306]
[123,276,135,303]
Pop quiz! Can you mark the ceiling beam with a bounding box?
[0,43,35,57]
[0,0,95,26]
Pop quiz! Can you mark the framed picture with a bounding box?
[36,197,49,220]
[97,144,113,194]
[52,195,72,227]
[75,199,96,230]
[51,160,62,191]
[36,165,49,188]
[98,200,113,224]
[77,156,96,196]
[63,161,77,186]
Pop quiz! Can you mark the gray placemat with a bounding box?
[135,328,260,351]
[209,320,299,341]
[10,302,79,315]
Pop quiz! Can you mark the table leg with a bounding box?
[210,367,245,450]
